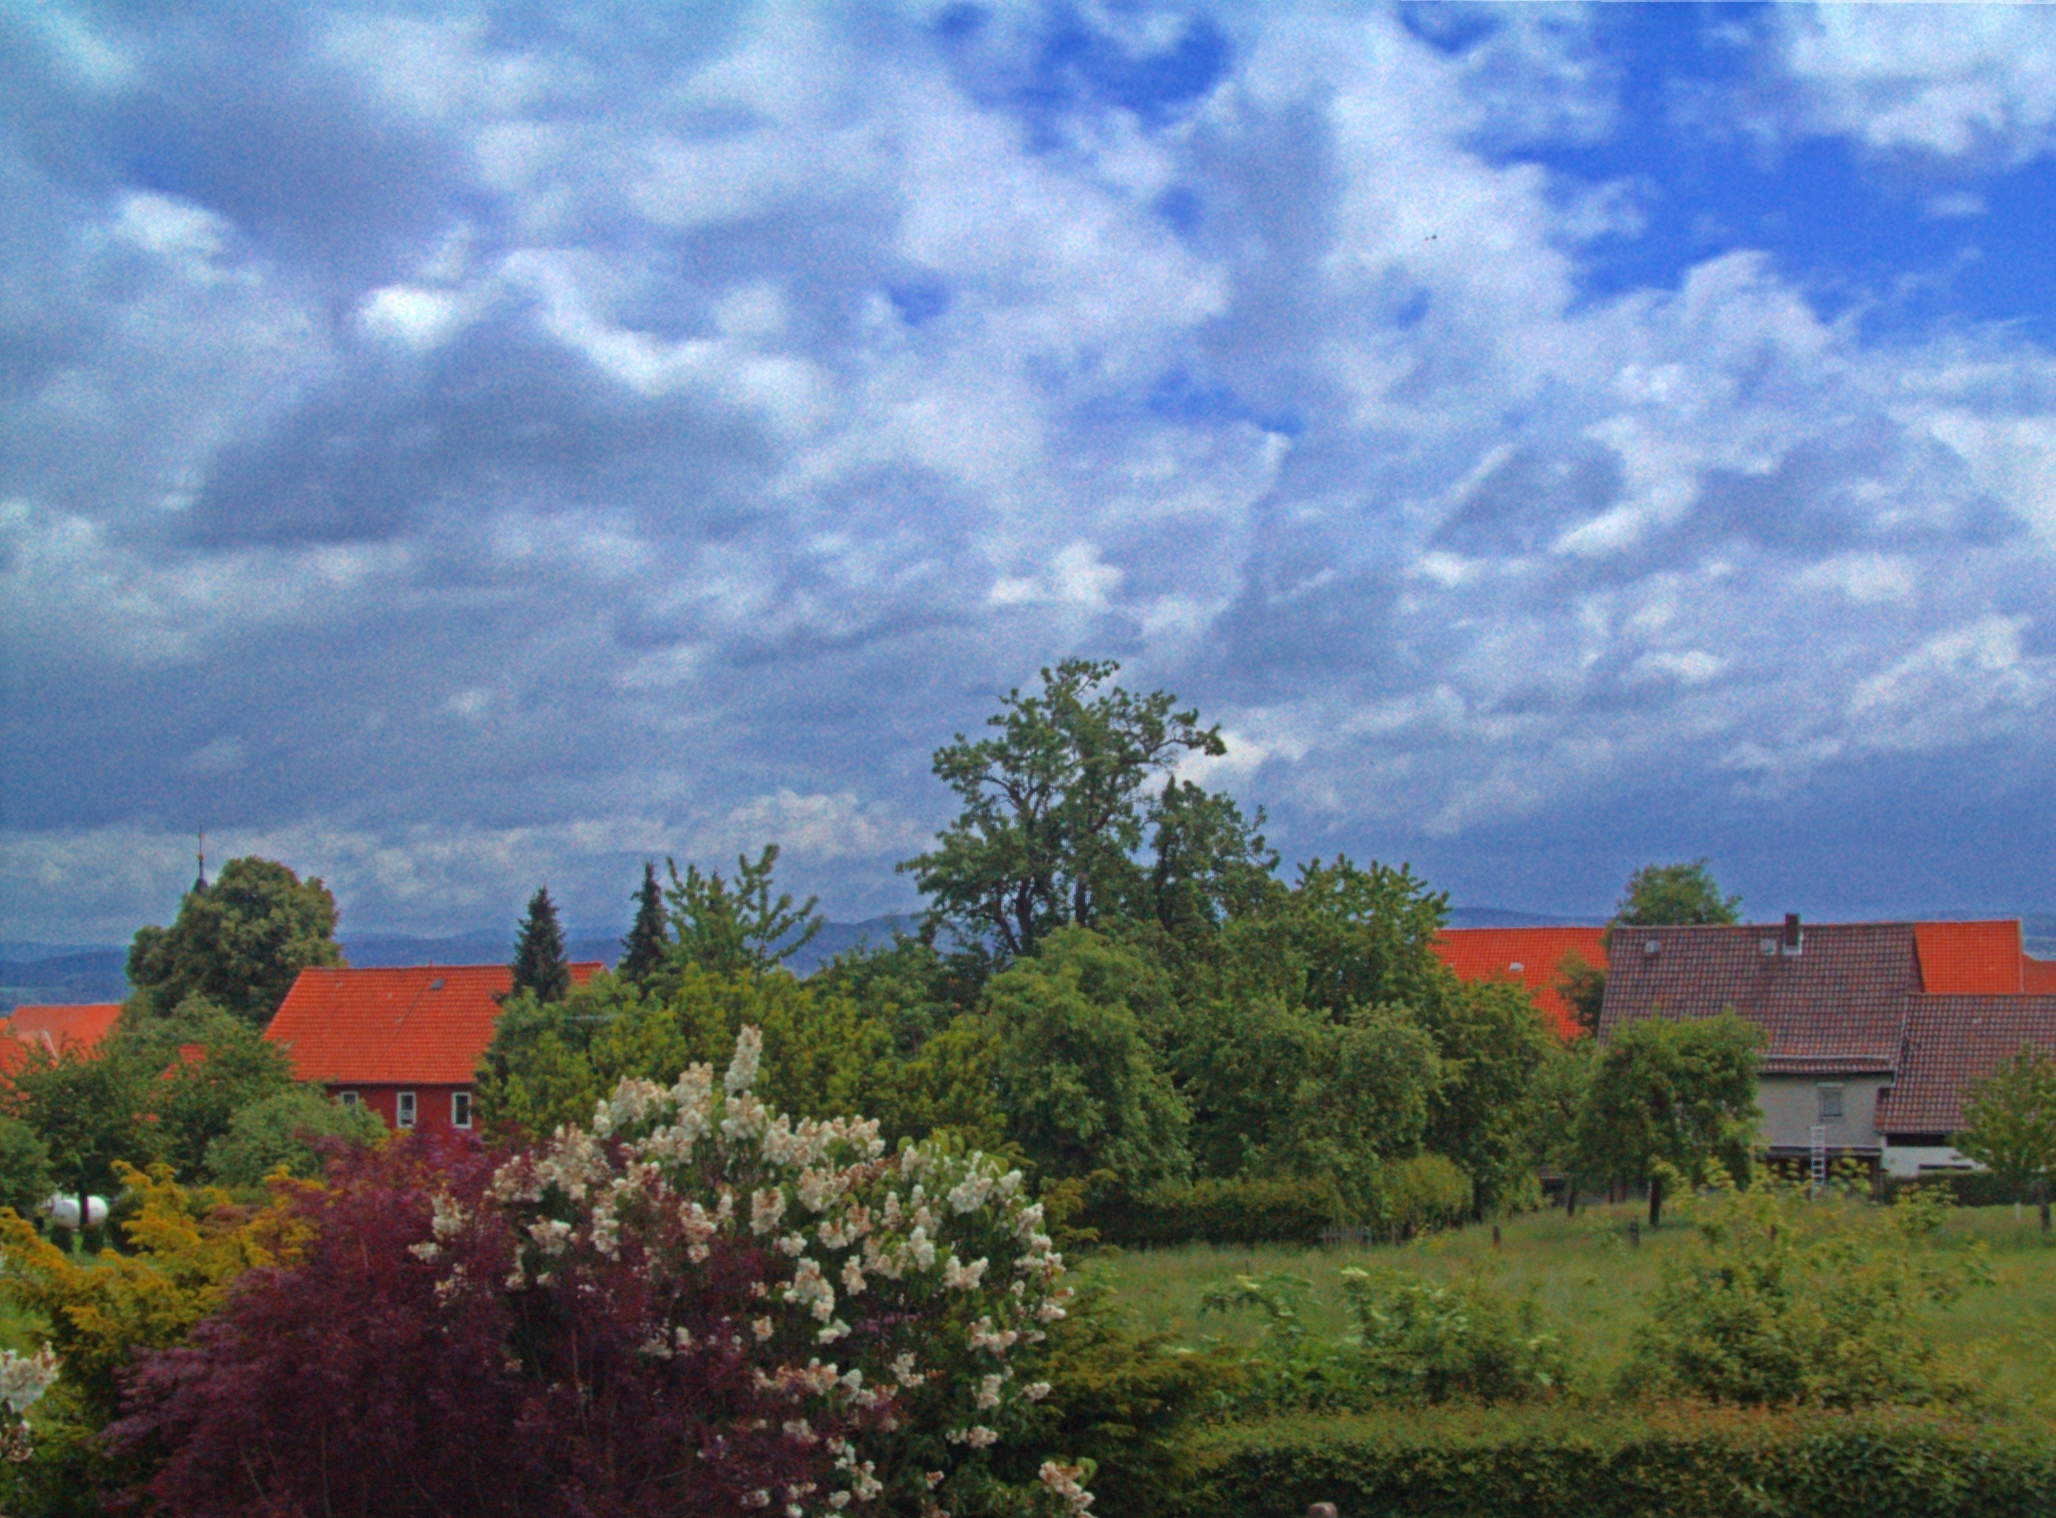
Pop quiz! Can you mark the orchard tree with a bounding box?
[617,861,670,985]
[1554,949,1608,1037]
[900,660,1241,962]
[126,857,345,1026]
[509,887,571,1004]
[1573,1012,1762,1226]
[1955,1047,2056,1233]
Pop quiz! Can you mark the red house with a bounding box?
[1432,927,1607,1039]
[263,963,601,1135]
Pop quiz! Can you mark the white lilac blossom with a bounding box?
[421,1029,1078,1518]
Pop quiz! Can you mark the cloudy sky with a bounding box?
[4,2,2054,946]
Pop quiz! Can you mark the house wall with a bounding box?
[322,1082,476,1137]
[1755,1074,1891,1153]
[1879,1142,1975,1179]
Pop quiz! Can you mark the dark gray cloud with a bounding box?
[4,2,2055,943]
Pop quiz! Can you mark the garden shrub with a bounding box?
[1369,1154,1472,1239]
[1198,1267,1569,1414]
[1621,1180,1988,1408]
[1881,1170,2023,1210]
[111,1028,1088,1518]
[1089,1175,1351,1247]
[201,1085,387,1186]
[1175,1404,2056,1518]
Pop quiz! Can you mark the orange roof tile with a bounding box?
[262,963,601,1086]
[1432,927,1607,1039]
[1913,921,2024,995]
[5,1002,123,1056]
[2026,958,2056,995]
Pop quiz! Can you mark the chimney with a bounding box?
[1782,912,1803,956]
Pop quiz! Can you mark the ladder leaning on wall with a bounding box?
[1809,1124,1828,1191]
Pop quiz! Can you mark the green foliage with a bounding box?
[1610,858,1743,930]
[1524,1035,1596,1204]
[1415,979,1555,1216]
[808,932,962,1056]
[1954,1046,2056,1214]
[202,1087,386,1187]
[125,856,345,1026]
[1176,1405,2056,1518]
[660,843,822,976]
[1275,855,1450,1019]
[900,658,1228,961]
[1090,1176,1354,1248]
[1573,1011,1762,1225]
[985,928,1191,1198]
[10,1044,157,1209]
[1138,779,1282,939]
[112,996,297,1181]
[1338,1265,1572,1404]
[1374,1154,1474,1240]
[509,885,571,1004]
[616,860,670,985]
[996,1278,1242,1518]
[1553,948,1607,1036]
[1198,1264,1569,1412]
[1621,1181,1990,1408]
[0,1117,53,1219]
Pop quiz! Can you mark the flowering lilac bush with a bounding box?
[116,1029,1085,1518]
[0,1346,59,1463]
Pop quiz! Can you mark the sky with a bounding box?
[3,1,2055,947]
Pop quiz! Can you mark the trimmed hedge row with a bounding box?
[1175,1404,2056,1518]
[1086,1176,1353,1247]
[1880,1171,2025,1209]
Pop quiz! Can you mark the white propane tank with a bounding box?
[43,1194,110,1228]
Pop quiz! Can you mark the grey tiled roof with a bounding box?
[1599,923,1916,1073]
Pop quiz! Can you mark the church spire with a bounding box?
[194,827,209,893]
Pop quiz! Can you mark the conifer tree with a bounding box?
[510,887,571,1004]
[618,862,669,985]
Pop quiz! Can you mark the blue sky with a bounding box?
[3,2,2054,944]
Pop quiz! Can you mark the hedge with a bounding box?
[1880,1171,2025,1209]
[1175,1404,2056,1518]
[1087,1176,1352,1248]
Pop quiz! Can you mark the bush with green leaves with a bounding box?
[1621,1180,1989,1408]
[1199,1266,1570,1413]
[0,1117,54,1220]
[1372,1153,1473,1240]
[202,1087,387,1186]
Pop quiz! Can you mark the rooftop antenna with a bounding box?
[194,827,208,892]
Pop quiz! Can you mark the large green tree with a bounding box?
[126,857,346,1026]
[1573,1012,1763,1226]
[900,660,1241,962]
[660,845,822,978]
[617,861,670,985]
[1611,859,1744,931]
[12,1046,157,1228]
[1954,1047,2056,1232]
[114,995,297,1181]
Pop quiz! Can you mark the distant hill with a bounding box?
[0,949,127,1012]
[1445,907,1605,929]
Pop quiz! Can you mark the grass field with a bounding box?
[1086,1199,2056,1412]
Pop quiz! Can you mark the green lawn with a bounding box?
[1086,1200,2056,1412]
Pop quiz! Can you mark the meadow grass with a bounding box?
[1087,1199,2056,1411]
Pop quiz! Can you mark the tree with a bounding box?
[985,928,1191,1199]
[1553,949,1607,1037]
[126,857,346,1026]
[1572,1012,1762,1226]
[1138,779,1281,939]
[1954,1047,2056,1233]
[1610,859,1743,933]
[204,1087,387,1188]
[661,844,822,977]
[508,886,571,1004]
[113,995,297,1181]
[11,1045,158,1231]
[901,659,1228,962]
[1525,1036,1597,1213]
[0,1118,53,1220]
[1415,979,1556,1216]
[1278,856,1451,1019]
[617,860,670,984]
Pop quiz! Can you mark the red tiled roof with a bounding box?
[1599,923,1916,1074]
[1432,927,1606,1039]
[263,963,601,1086]
[1876,995,2056,1135]
[1912,921,2024,994]
[5,1002,123,1056]
[2024,958,2056,995]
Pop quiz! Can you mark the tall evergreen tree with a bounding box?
[619,862,669,985]
[510,887,572,1004]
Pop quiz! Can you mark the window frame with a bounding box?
[337,1090,360,1109]
[1817,1083,1845,1123]
[396,1090,417,1129]
[451,1090,472,1130]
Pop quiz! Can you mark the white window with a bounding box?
[396,1090,417,1129]
[1818,1085,1844,1123]
[451,1091,472,1130]
[337,1090,360,1109]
